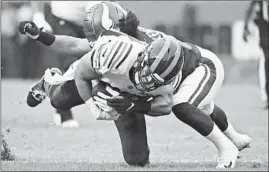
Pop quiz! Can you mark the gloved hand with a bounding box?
[106,92,151,115]
[86,98,120,120]
[18,21,41,39]
[33,12,53,33]
[93,92,114,112]
[92,84,121,112]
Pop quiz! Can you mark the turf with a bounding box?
[1,79,268,171]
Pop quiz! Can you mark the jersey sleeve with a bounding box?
[90,34,135,74]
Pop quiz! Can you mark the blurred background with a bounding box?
[1,1,263,85]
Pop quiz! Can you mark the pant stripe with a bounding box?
[187,64,209,105]
[192,60,217,107]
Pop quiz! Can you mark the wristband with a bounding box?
[37,31,56,46]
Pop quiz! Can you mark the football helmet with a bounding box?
[132,36,184,92]
[83,1,126,42]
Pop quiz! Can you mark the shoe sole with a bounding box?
[27,68,61,108]
[237,143,251,159]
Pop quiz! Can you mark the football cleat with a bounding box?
[27,68,62,107]
[232,134,252,151]
[216,145,239,169]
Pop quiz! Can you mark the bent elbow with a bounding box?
[152,106,172,116]
[74,61,84,81]
[162,108,172,116]
[163,100,173,115]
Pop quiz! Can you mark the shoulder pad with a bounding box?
[101,29,126,37]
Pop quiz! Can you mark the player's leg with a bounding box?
[172,48,239,168]
[44,5,85,126]
[49,62,81,127]
[209,104,251,151]
[46,80,84,110]
[194,48,251,150]
[258,49,268,106]
[26,68,84,111]
[262,47,268,107]
[114,113,150,166]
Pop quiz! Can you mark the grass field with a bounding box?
[1,79,268,171]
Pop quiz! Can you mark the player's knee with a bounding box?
[172,102,195,123]
[50,93,69,110]
[124,151,149,167]
[50,97,64,109]
[172,102,214,136]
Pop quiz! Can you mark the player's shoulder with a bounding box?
[137,27,167,40]
[100,29,146,46]
[177,40,202,55]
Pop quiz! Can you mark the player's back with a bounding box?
[50,1,102,26]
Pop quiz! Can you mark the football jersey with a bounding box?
[90,30,148,96]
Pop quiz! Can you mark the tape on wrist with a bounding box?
[37,31,56,46]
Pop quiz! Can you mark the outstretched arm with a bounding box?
[18,21,91,57]
[48,35,91,57]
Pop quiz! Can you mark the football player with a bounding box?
[243,1,268,108]
[19,25,175,167]
[29,1,130,127]
[19,4,251,169]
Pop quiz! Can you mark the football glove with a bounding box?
[106,92,151,115]
[18,21,41,39]
[33,12,53,33]
[86,98,120,120]
[92,85,121,112]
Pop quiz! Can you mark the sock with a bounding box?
[223,121,240,142]
[55,109,73,122]
[43,81,57,97]
[172,103,215,136]
[210,105,228,132]
[206,124,235,154]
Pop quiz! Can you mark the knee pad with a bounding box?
[50,98,64,109]
[50,96,73,110]
[172,103,196,123]
[172,102,214,136]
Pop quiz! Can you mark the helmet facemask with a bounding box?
[132,40,184,93]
